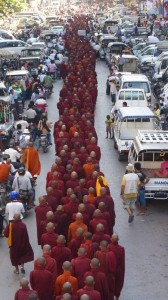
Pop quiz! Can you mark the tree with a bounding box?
[0,0,25,17]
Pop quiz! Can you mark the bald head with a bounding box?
[80,295,90,300]
[85,275,94,286]
[84,232,92,241]
[100,187,107,195]
[20,277,29,288]
[90,258,100,268]
[71,171,78,179]
[46,211,54,220]
[62,293,71,300]
[39,196,45,204]
[57,235,66,244]
[75,212,83,221]
[62,261,71,271]
[96,223,104,232]
[111,233,119,243]
[76,227,84,237]
[46,222,55,232]
[78,247,87,257]
[13,213,20,221]
[78,203,85,212]
[62,282,72,294]
[42,244,51,254]
[37,257,46,267]
[100,240,108,248]
[57,205,64,211]
[46,187,53,195]
[93,209,101,217]
[98,202,106,209]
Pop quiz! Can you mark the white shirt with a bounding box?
[57,53,63,62]
[19,134,30,145]
[3,148,20,162]
[25,108,37,119]
[35,98,47,105]
[122,173,139,195]
[5,201,25,221]
[39,74,46,83]
[49,53,55,60]
[15,170,32,180]
[15,120,29,132]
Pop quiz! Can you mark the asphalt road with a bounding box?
[0,61,168,300]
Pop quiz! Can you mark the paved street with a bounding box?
[0,60,168,300]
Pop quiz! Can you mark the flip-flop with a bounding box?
[14,270,19,274]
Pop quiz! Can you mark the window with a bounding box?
[0,42,7,48]
[143,49,155,56]
[122,82,150,93]
[144,152,153,161]
[7,41,16,47]
[154,153,166,161]
[138,153,142,161]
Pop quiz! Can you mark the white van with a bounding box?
[128,130,168,200]
[111,89,148,114]
[120,74,151,102]
[113,107,160,161]
[0,40,29,55]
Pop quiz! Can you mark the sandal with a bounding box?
[21,267,25,274]
[14,270,19,274]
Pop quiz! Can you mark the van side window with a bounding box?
[154,153,165,161]
[138,153,142,161]
[144,152,153,161]
[0,42,6,48]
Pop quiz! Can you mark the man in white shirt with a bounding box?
[5,191,25,221]
[120,163,139,223]
[15,115,29,132]
[25,105,37,123]
[3,143,20,163]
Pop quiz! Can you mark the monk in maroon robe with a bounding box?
[55,281,78,300]
[51,235,72,276]
[54,205,70,238]
[65,171,79,190]
[40,211,58,235]
[89,209,110,234]
[68,227,84,258]
[14,278,38,300]
[80,232,99,259]
[94,241,116,300]
[63,194,79,219]
[86,137,100,160]
[4,213,34,274]
[71,247,91,288]
[108,234,125,300]
[95,187,115,224]
[34,244,57,282]
[84,258,109,300]
[35,197,52,245]
[30,257,54,300]
[41,223,58,249]
[83,195,95,219]
[77,275,101,300]
[43,187,60,212]
[92,224,111,244]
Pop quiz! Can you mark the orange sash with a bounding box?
[7,222,13,247]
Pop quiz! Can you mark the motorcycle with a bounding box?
[39,134,50,153]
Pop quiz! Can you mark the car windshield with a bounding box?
[123,82,150,93]
[119,91,145,100]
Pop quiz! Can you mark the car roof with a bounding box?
[134,131,168,151]
[121,74,149,81]
[118,88,145,93]
[118,107,155,118]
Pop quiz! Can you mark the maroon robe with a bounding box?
[40,219,58,235]
[35,203,52,245]
[14,287,38,300]
[65,178,79,190]
[34,253,57,281]
[4,220,34,266]
[95,195,115,225]
[92,232,111,244]
[54,210,70,238]
[80,240,99,259]
[63,199,79,218]
[41,232,58,249]
[108,242,125,298]
[89,216,110,235]
[68,236,84,258]
[94,249,116,300]
[71,256,91,288]
[51,243,72,275]
[44,194,60,212]
[84,268,109,300]
[86,144,101,161]
[77,286,101,300]
[84,202,95,219]
[30,266,54,300]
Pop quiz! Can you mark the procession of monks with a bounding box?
[12,15,125,300]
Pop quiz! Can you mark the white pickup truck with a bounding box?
[128,130,168,200]
[113,107,160,161]
[111,88,148,115]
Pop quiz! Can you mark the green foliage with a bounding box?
[0,0,25,17]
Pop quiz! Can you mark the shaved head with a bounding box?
[20,277,29,288]
[42,244,51,253]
